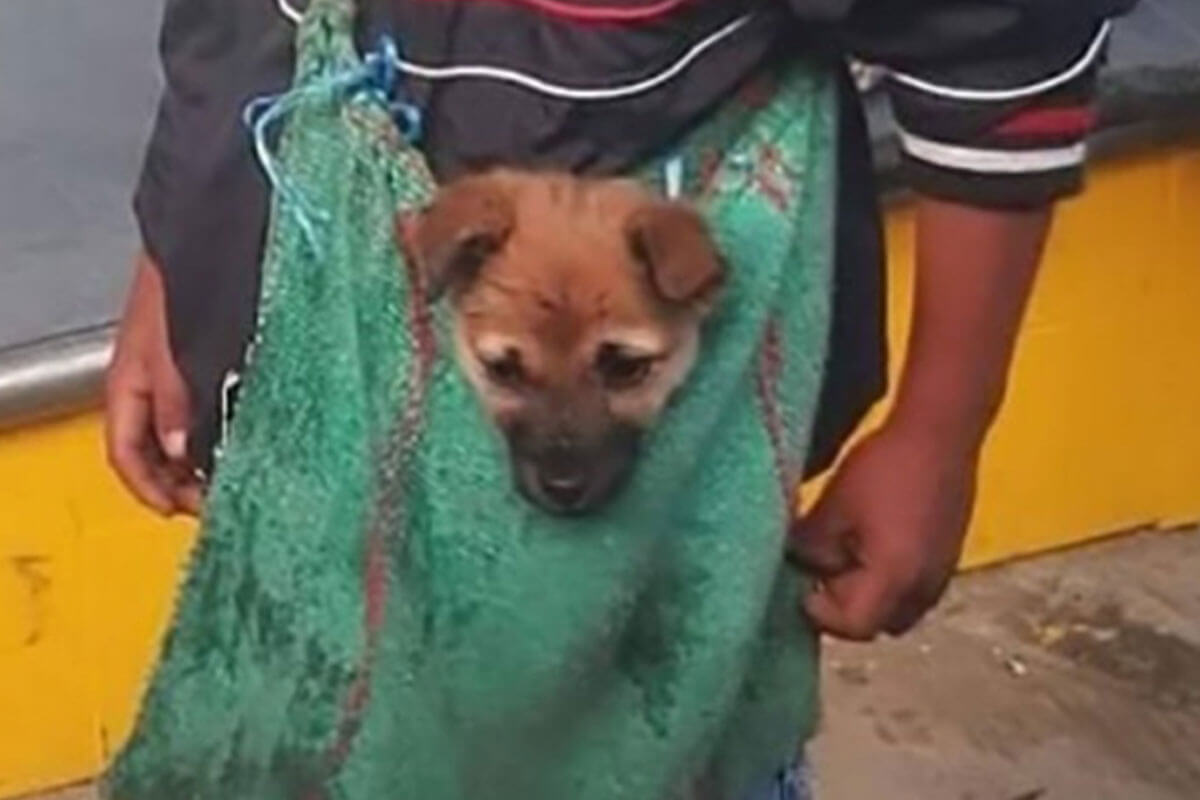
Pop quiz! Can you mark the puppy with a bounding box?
[405,170,724,515]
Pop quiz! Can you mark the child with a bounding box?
[105,1,1133,795]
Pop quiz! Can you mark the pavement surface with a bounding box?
[23,526,1200,800]
[811,526,1200,800]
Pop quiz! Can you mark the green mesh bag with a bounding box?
[106,1,838,797]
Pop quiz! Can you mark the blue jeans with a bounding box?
[745,761,812,800]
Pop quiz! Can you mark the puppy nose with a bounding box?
[539,472,588,509]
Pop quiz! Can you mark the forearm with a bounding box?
[888,197,1051,451]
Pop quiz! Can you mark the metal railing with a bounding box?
[0,325,114,431]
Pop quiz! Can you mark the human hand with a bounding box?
[789,197,1049,641]
[104,252,203,516]
[789,421,979,641]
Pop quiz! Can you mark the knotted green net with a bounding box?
[106,1,838,797]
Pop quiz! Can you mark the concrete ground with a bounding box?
[26,527,1200,800]
[811,526,1200,800]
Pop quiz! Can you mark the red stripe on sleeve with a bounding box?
[995,106,1097,138]
[420,0,691,23]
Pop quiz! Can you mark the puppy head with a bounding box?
[407,170,724,515]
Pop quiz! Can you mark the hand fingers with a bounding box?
[172,476,205,517]
[809,560,956,640]
[788,500,858,576]
[883,568,955,636]
[803,563,905,642]
[882,593,928,637]
[152,365,206,516]
[149,375,207,517]
[150,363,192,464]
[105,380,176,516]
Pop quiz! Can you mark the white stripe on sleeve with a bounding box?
[888,21,1110,103]
[897,128,1087,174]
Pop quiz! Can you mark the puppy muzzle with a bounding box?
[508,424,641,516]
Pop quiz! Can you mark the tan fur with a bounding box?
[416,169,721,429]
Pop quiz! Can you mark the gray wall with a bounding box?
[0,0,162,351]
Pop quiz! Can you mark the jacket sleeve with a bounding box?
[837,0,1137,207]
[133,0,293,268]
[133,0,295,471]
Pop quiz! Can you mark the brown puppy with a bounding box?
[405,169,724,515]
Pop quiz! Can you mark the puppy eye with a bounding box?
[480,350,525,387]
[595,344,656,390]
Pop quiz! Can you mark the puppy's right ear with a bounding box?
[405,174,515,300]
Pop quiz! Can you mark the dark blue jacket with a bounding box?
[134,0,1135,474]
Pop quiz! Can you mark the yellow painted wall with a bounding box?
[826,140,1200,567]
[0,417,195,798]
[1,140,1198,796]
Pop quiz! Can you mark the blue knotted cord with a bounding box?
[663,154,685,200]
[244,34,423,252]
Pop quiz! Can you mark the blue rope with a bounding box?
[371,35,424,143]
[243,35,423,252]
[663,155,685,200]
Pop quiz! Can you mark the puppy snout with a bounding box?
[537,470,589,510]
[508,424,640,516]
[533,441,592,513]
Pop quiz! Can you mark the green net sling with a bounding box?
[106,1,838,797]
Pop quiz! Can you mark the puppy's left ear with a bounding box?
[626,202,724,312]
[404,173,516,300]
